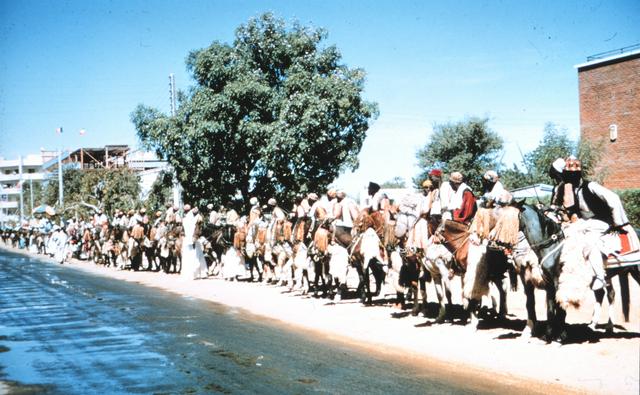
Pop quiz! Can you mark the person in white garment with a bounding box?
[51,225,68,264]
[333,190,359,232]
[180,204,208,280]
[480,170,509,207]
[563,158,639,288]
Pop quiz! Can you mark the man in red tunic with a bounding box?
[448,172,477,225]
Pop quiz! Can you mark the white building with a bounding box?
[1,146,171,225]
[0,152,47,224]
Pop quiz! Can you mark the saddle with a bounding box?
[333,225,353,248]
[442,219,472,271]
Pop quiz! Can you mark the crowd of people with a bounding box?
[1,156,638,338]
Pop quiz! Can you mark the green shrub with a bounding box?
[618,189,640,229]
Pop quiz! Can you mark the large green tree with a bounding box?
[502,122,605,188]
[415,117,503,191]
[132,13,378,210]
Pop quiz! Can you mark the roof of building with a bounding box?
[575,44,640,71]
[510,183,553,199]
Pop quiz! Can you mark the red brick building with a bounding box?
[576,46,640,190]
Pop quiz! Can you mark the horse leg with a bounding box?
[322,257,332,298]
[371,260,385,298]
[433,259,451,323]
[546,285,567,343]
[521,271,537,338]
[356,265,369,304]
[498,275,509,319]
[313,260,322,297]
[604,278,615,333]
[465,298,480,329]
[411,275,426,316]
[590,288,606,331]
[618,270,630,322]
[433,275,447,323]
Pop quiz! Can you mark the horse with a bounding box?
[350,210,388,305]
[158,225,182,274]
[517,204,618,342]
[402,213,458,323]
[142,226,159,271]
[388,201,429,314]
[436,219,493,327]
[308,222,337,298]
[246,224,267,282]
[203,222,237,277]
[128,237,143,271]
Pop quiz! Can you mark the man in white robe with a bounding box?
[181,205,208,280]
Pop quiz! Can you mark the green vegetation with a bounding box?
[132,12,377,210]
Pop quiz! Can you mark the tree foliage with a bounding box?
[502,123,605,189]
[415,117,503,191]
[618,189,640,228]
[43,167,141,218]
[499,164,531,191]
[132,13,378,210]
[381,176,407,189]
[145,170,174,213]
[20,180,44,216]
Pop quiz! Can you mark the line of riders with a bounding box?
[2,156,638,343]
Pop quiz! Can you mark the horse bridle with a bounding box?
[529,229,564,251]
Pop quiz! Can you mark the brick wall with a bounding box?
[578,54,640,190]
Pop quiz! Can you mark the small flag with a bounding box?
[56,127,63,134]
[79,129,86,136]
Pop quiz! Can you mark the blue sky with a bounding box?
[1,0,638,194]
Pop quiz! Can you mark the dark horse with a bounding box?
[519,203,640,341]
[202,223,236,277]
[518,204,569,342]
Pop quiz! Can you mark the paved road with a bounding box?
[0,250,483,394]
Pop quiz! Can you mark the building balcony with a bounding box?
[0,173,45,182]
[1,187,21,195]
[0,201,18,209]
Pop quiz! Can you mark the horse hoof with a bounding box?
[605,323,614,334]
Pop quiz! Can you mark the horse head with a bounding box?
[519,205,562,248]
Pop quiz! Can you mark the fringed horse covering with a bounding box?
[470,207,496,240]
[489,206,521,247]
[233,228,246,250]
[314,227,330,253]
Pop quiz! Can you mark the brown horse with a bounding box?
[437,219,489,325]
[351,211,388,304]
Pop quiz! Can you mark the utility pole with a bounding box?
[58,149,64,209]
[169,73,176,116]
[168,73,181,207]
[18,155,24,223]
[30,178,34,215]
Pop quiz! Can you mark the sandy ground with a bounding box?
[3,246,639,395]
